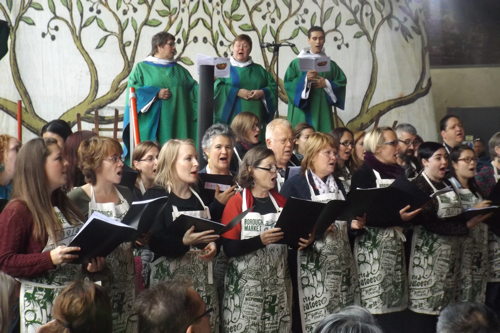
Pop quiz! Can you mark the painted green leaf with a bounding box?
[214,30,219,43]
[282,0,290,8]
[292,45,299,54]
[202,18,211,30]
[324,7,333,22]
[122,18,129,31]
[162,0,171,8]
[182,28,187,42]
[300,26,308,35]
[218,22,226,38]
[96,34,110,49]
[180,56,194,65]
[189,18,200,29]
[132,17,138,33]
[138,0,146,4]
[346,18,356,26]
[48,0,56,14]
[67,0,72,10]
[276,6,281,20]
[124,41,132,47]
[77,0,83,16]
[354,4,360,14]
[232,14,244,21]
[82,16,96,28]
[190,0,200,16]
[224,10,231,19]
[156,9,170,17]
[261,24,268,38]
[334,12,341,29]
[60,0,68,8]
[116,0,122,10]
[270,26,276,39]
[171,7,178,15]
[370,13,375,29]
[311,12,317,26]
[290,27,299,39]
[6,0,12,11]
[230,0,240,13]
[203,1,211,16]
[175,19,183,35]
[146,19,162,27]
[96,18,108,31]
[374,1,383,13]
[353,31,364,38]
[31,2,43,10]
[239,23,253,31]
[21,16,35,25]
[332,0,339,5]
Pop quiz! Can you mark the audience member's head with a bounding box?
[201,123,235,175]
[41,119,73,148]
[395,123,418,158]
[0,134,21,187]
[230,112,261,145]
[132,140,160,190]
[313,306,383,333]
[294,122,315,156]
[135,280,211,333]
[352,131,366,171]
[331,127,354,166]
[62,131,97,190]
[489,132,500,162]
[265,119,294,168]
[440,115,464,149]
[473,138,487,158]
[436,302,500,333]
[78,136,123,186]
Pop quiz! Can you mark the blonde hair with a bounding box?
[78,137,123,185]
[301,132,336,174]
[11,138,81,243]
[352,131,366,171]
[230,112,260,143]
[155,139,196,192]
[0,134,15,166]
[363,127,394,153]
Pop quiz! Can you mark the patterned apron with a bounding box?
[223,189,291,333]
[353,169,408,314]
[149,188,219,332]
[489,164,500,282]
[449,179,489,303]
[88,186,136,333]
[19,207,82,333]
[298,172,359,332]
[408,173,464,315]
[337,166,351,193]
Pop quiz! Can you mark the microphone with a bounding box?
[260,42,296,48]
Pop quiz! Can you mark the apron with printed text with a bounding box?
[299,172,359,332]
[149,188,219,332]
[408,174,464,315]
[223,189,291,333]
[89,186,136,333]
[19,207,82,333]
[354,169,407,314]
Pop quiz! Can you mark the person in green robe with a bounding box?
[123,31,198,159]
[214,34,277,126]
[285,26,347,133]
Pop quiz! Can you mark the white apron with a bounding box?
[19,207,82,333]
[337,166,351,193]
[223,189,291,333]
[89,186,136,333]
[149,188,219,332]
[298,172,359,333]
[353,169,408,314]
[408,173,464,315]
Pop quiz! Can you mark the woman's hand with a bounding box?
[306,70,318,81]
[260,227,284,246]
[466,213,494,229]
[86,257,106,273]
[198,242,217,261]
[135,232,151,247]
[298,233,314,251]
[49,245,80,265]
[157,88,171,100]
[248,90,264,100]
[351,214,367,230]
[312,77,327,89]
[474,200,492,209]
[182,226,220,246]
[214,185,237,205]
[237,88,251,100]
[400,205,423,222]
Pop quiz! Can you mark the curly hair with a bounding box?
[78,137,122,185]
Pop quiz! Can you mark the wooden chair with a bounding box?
[76,109,122,141]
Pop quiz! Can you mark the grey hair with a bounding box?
[394,123,418,137]
[313,306,383,333]
[265,118,292,140]
[201,123,235,160]
[436,302,500,333]
[488,131,500,159]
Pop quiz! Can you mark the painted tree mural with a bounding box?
[0,0,431,135]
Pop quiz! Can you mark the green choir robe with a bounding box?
[214,63,277,125]
[285,58,346,133]
[123,61,198,158]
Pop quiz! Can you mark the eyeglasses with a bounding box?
[383,140,399,147]
[398,139,417,146]
[190,307,213,325]
[139,156,158,163]
[277,138,295,145]
[458,157,477,164]
[340,141,354,147]
[104,155,124,164]
[255,165,278,173]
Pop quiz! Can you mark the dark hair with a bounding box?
[41,119,73,142]
[437,302,500,333]
[51,280,112,333]
[417,141,446,162]
[294,122,315,140]
[62,131,97,190]
[308,26,325,39]
[449,144,481,195]
[135,280,201,333]
[150,31,175,56]
[233,34,252,50]
[236,145,275,188]
[439,114,460,132]
[313,306,383,333]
